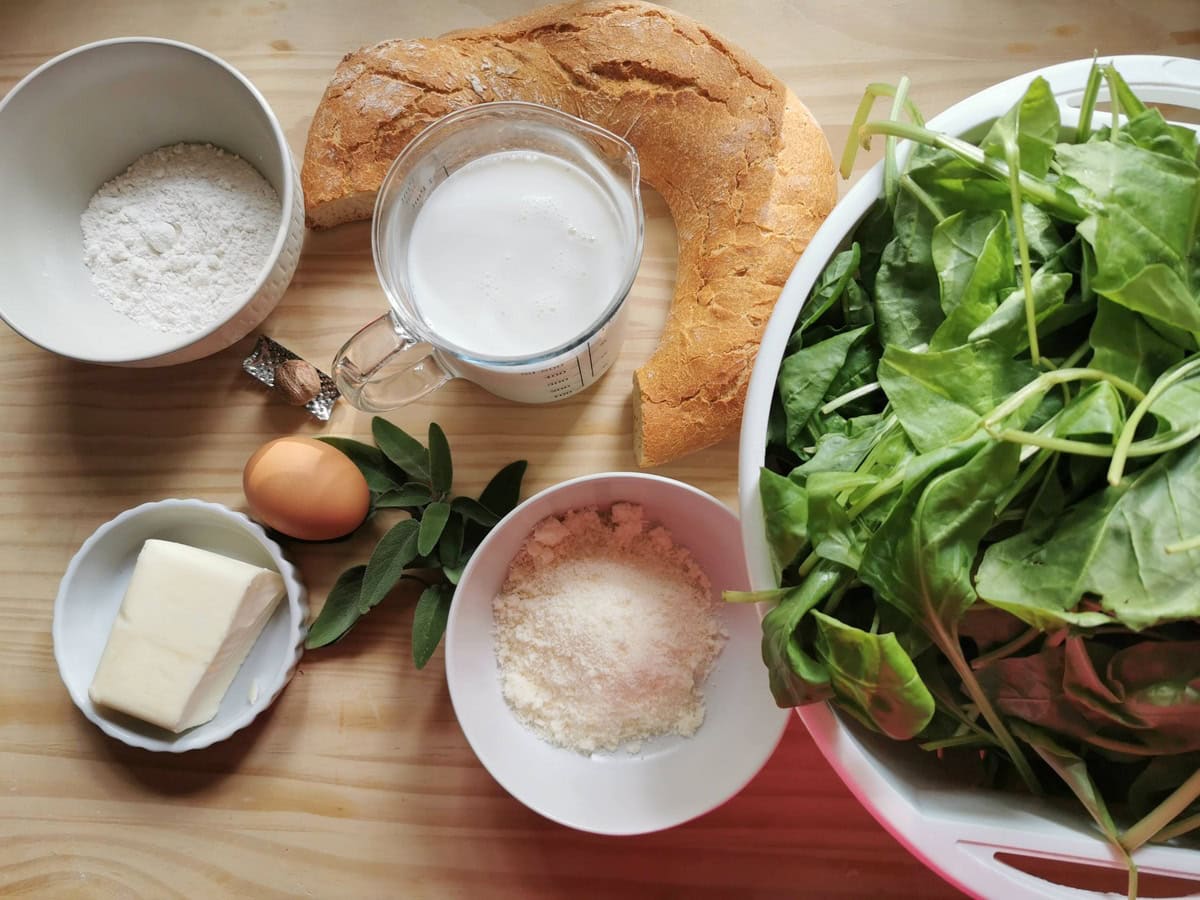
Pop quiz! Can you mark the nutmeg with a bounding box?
[274,359,322,406]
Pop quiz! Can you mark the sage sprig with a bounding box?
[307,417,527,667]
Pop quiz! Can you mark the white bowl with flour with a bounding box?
[445,472,789,835]
[0,38,304,366]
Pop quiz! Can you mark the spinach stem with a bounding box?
[1150,812,1200,844]
[920,732,999,752]
[819,381,882,416]
[970,626,1042,669]
[1075,60,1102,143]
[932,619,1042,795]
[1109,357,1200,485]
[883,76,912,210]
[1165,534,1200,555]
[859,120,1086,222]
[846,470,906,521]
[983,367,1145,430]
[1105,68,1122,144]
[839,82,926,179]
[1121,767,1200,853]
[988,428,1114,457]
[900,173,946,222]
[1004,134,1041,365]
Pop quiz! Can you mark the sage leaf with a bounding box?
[372,417,430,483]
[478,460,527,517]
[412,583,453,669]
[428,422,452,496]
[316,437,402,493]
[437,511,465,569]
[360,518,420,613]
[451,496,500,527]
[375,483,433,509]
[418,501,451,557]
[305,565,367,649]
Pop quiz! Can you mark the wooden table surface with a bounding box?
[1,2,1196,897]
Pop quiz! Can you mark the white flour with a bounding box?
[81,143,280,334]
[493,503,727,755]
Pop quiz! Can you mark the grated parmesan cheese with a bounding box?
[492,503,727,755]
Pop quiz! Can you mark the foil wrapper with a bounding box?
[243,335,340,421]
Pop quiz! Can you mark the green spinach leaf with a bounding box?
[812,611,936,740]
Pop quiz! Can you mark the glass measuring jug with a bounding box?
[332,102,644,411]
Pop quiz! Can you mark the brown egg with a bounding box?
[243,437,370,541]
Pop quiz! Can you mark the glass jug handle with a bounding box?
[332,314,452,412]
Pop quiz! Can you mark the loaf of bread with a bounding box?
[302,1,836,465]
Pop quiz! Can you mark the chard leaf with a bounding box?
[812,611,936,740]
[779,325,872,449]
[1129,753,1200,818]
[980,76,1060,178]
[304,565,367,649]
[878,340,1039,451]
[978,639,1200,756]
[929,210,1015,349]
[977,438,1200,631]
[759,468,808,582]
[412,583,454,669]
[1056,141,1200,331]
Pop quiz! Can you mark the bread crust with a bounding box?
[302,0,837,465]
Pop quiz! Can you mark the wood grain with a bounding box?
[0,1,1195,897]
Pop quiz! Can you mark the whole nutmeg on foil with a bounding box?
[243,336,339,421]
[274,359,322,406]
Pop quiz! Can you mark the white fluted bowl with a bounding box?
[53,499,308,752]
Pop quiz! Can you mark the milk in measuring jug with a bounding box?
[407,149,629,358]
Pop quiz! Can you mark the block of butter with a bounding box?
[89,539,286,733]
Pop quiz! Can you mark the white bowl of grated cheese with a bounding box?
[0,37,304,366]
[445,472,790,835]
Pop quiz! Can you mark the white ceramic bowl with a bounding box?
[53,499,307,752]
[445,472,789,835]
[0,38,305,366]
[738,56,1200,898]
